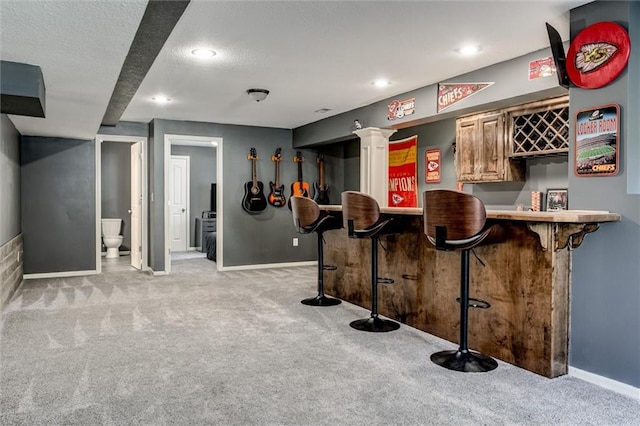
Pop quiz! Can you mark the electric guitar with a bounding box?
[268,148,286,207]
[242,148,267,213]
[313,153,330,205]
[287,151,311,210]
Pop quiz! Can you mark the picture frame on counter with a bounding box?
[546,189,568,211]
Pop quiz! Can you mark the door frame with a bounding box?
[164,134,222,274]
[95,134,149,274]
[169,155,190,253]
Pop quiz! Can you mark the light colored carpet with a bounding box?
[1,258,638,425]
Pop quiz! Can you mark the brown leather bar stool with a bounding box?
[341,191,400,332]
[290,196,342,306]
[424,189,504,372]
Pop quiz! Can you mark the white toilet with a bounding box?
[101,218,123,258]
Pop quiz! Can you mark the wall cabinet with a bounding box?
[455,96,568,183]
[455,111,524,183]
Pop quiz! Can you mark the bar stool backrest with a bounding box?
[341,191,381,231]
[423,190,487,242]
[291,196,320,231]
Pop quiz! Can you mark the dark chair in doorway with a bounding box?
[290,196,342,306]
[423,189,505,372]
[341,191,400,332]
[205,232,217,262]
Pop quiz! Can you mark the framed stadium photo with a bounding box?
[546,189,568,211]
[575,104,620,177]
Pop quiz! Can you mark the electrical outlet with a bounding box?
[293,238,299,247]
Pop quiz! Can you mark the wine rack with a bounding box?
[508,97,569,157]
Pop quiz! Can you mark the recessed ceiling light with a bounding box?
[457,45,481,56]
[151,96,172,104]
[191,48,216,58]
[373,79,391,88]
[314,108,332,114]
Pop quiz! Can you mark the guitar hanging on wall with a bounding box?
[313,153,330,205]
[268,147,286,207]
[287,151,311,210]
[242,147,267,214]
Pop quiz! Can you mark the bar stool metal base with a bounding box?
[350,315,400,332]
[301,295,342,306]
[430,349,498,372]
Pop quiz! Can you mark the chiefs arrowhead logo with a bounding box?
[391,193,404,206]
[575,42,618,74]
[566,21,630,89]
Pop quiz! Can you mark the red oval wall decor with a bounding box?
[566,21,631,89]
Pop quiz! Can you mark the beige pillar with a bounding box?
[353,127,397,207]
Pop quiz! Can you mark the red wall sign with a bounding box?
[425,149,441,183]
[566,21,631,89]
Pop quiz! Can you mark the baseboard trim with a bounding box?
[220,261,317,271]
[569,367,640,401]
[24,270,98,280]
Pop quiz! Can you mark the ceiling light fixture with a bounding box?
[191,48,216,58]
[457,45,481,56]
[151,96,172,103]
[247,88,269,102]
[373,79,391,88]
[314,108,332,114]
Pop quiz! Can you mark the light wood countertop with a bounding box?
[320,205,621,223]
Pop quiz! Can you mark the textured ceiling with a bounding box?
[0,0,148,139]
[1,0,590,139]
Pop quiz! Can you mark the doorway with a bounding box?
[95,134,148,274]
[164,135,222,274]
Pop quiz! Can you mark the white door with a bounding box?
[130,142,142,269]
[170,156,190,252]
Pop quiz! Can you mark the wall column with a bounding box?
[354,127,396,207]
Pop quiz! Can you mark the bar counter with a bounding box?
[320,205,620,377]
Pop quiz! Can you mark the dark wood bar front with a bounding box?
[321,207,620,378]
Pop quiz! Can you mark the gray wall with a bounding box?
[21,136,95,273]
[170,144,216,247]
[567,0,640,388]
[393,118,458,203]
[98,121,148,138]
[342,138,360,193]
[0,115,21,245]
[308,108,568,212]
[392,118,569,209]
[473,158,569,208]
[287,0,638,388]
[293,47,568,148]
[101,142,132,251]
[149,119,317,271]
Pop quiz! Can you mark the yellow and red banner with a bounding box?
[388,136,418,207]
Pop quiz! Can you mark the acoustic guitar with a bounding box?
[313,153,330,205]
[287,151,310,210]
[268,148,286,207]
[242,147,267,213]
